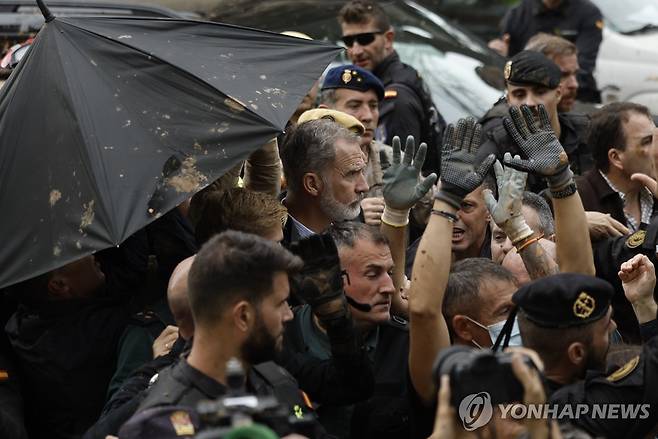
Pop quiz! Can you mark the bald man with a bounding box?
[166,255,195,341]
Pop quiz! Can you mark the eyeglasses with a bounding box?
[341,31,384,47]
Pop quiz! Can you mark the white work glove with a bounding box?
[483,155,534,245]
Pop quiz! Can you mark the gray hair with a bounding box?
[327,221,389,249]
[319,88,337,106]
[443,258,517,324]
[521,192,555,236]
[280,118,359,195]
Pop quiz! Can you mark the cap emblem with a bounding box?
[341,69,352,84]
[504,60,512,80]
[573,292,595,319]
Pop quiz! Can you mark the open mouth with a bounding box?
[452,226,465,241]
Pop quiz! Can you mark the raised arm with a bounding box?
[503,105,594,275]
[619,254,658,326]
[484,158,559,280]
[408,119,495,404]
[379,136,437,318]
[243,137,282,196]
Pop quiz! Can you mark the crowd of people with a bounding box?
[1,0,657,438]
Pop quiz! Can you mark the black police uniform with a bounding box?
[283,304,410,439]
[502,0,604,102]
[122,358,322,439]
[550,335,658,439]
[373,51,446,176]
[106,302,173,400]
[83,337,188,439]
[5,297,129,439]
[496,273,615,395]
[476,51,592,193]
[593,222,658,343]
[0,333,28,439]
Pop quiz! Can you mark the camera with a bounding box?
[432,345,537,408]
[194,358,316,439]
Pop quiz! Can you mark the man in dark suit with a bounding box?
[576,102,658,233]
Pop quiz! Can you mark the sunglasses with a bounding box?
[341,31,385,47]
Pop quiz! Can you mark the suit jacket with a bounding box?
[576,169,658,229]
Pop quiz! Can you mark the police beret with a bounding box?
[513,273,613,328]
[297,108,365,136]
[322,64,385,100]
[118,406,201,438]
[504,50,561,89]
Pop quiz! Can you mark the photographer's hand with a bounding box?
[429,375,477,439]
[510,353,551,439]
[381,136,437,227]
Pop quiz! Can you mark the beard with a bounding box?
[240,316,280,366]
[584,342,609,373]
[318,179,362,222]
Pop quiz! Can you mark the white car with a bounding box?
[592,0,658,114]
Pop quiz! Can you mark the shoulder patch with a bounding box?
[170,410,195,436]
[384,89,398,99]
[607,355,639,382]
[626,230,646,249]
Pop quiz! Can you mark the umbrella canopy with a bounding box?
[0,1,341,289]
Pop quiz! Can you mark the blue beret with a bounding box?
[513,273,613,328]
[322,64,385,100]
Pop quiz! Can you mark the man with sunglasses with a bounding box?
[338,0,445,176]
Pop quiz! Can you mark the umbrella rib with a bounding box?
[58,18,281,130]
[51,23,121,242]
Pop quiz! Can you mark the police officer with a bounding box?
[549,256,658,439]
[119,231,324,438]
[495,0,604,103]
[593,217,658,343]
[338,0,445,175]
[106,304,174,400]
[476,50,592,192]
[494,273,618,396]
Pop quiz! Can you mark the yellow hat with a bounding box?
[297,108,365,136]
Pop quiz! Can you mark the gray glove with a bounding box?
[502,105,574,191]
[435,117,496,209]
[483,156,534,245]
[381,136,438,226]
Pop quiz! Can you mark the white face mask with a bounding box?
[465,315,522,348]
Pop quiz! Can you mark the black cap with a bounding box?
[512,273,613,328]
[322,64,385,100]
[504,50,561,89]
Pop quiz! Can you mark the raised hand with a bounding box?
[502,105,573,192]
[436,117,496,209]
[381,136,438,226]
[483,155,534,245]
[289,234,348,323]
[619,254,657,319]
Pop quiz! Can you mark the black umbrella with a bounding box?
[0,1,341,289]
